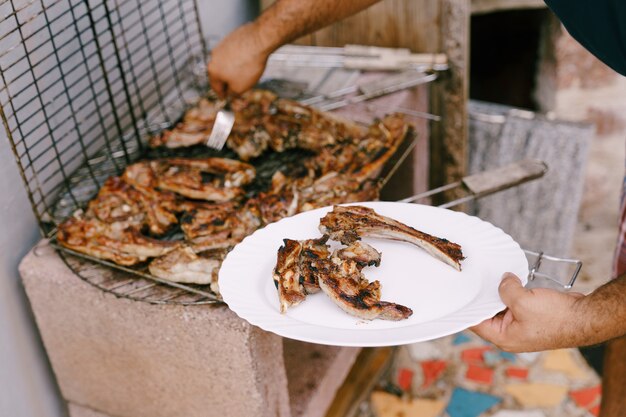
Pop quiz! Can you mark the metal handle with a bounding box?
[396,160,582,289]
[525,250,582,290]
[400,159,548,208]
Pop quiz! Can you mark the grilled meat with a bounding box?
[299,236,330,294]
[86,177,145,228]
[273,239,307,313]
[87,174,179,236]
[316,250,412,321]
[296,173,380,213]
[57,214,180,266]
[319,205,465,271]
[148,246,221,285]
[180,202,257,252]
[149,98,222,148]
[335,241,381,268]
[151,157,255,202]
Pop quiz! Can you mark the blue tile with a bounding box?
[484,351,501,366]
[500,351,517,363]
[453,333,472,345]
[446,387,502,417]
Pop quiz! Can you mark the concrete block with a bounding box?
[283,340,360,417]
[21,241,290,417]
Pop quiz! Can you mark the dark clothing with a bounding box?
[545,0,626,76]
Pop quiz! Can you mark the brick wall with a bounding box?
[550,24,626,137]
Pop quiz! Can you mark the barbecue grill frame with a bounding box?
[0,0,230,304]
[0,1,422,306]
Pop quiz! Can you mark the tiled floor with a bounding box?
[361,331,601,417]
[358,135,624,417]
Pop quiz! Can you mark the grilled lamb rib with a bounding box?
[298,236,331,294]
[151,157,255,202]
[319,205,465,271]
[180,202,259,252]
[335,241,381,268]
[57,214,181,266]
[148,246,221,286]
[273,239,307,313]
[316,250,412,321]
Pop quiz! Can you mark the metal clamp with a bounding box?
[400,159,549,208]
[525,250,582,290]
[397,160,582,290]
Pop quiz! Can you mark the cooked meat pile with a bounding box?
[57,89,412,293]
[273,236,412,321]
[319,205,465,271]
[273,205,465,321]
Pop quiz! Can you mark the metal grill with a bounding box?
[0,0,207,234]
[0,0,219,304]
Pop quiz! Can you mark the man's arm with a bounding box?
[471,273,626,352]
[207,0,381,97]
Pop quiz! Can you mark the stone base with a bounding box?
[20,242,360,417]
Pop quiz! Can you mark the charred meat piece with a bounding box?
[149,98,222,148]
[57,214,180,266]
[86,174,180,236]
[148,246,221,285]
[180,202,257,252]
[319,205,465,271]
[299,236,330,294]
[245,185,299,225]
[335,241,381,268]
[273,239,307,313]
[151,157,255,202]
[316,251,412,321]
[296,173,380,213]
[86,177,145,228]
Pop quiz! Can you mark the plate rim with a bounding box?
[219,201,528,347]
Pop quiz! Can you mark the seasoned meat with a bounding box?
[296,173,380,212]
[299,236,330,294]
[316,251,412,321]
[149,98,222,148]
[180,202,258,252]
[148,246,221,285]
[273,239,307,313]
[57,214,180,266]
[86,173,180,236]
[245,185,299,225]
[319,205,465,271]
[151,157,255,202]
[335,241,381,268]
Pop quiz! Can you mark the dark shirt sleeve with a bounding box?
[545,0,626,76]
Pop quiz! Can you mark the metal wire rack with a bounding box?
[0,0,218,304]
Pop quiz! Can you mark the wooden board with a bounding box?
[260,0,470,199]
[325,346,395,417]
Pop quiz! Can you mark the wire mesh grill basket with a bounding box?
[0,0,222,304]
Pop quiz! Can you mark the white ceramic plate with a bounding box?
[219,202,528,347]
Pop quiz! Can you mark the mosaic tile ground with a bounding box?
[361,331,601,417]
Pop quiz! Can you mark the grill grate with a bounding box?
[0,0,208,236]
[0,0,223,305]
[0,1,422,306]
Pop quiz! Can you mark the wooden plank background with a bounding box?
[260,0,470,197]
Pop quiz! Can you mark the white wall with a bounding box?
[0,1,255,416]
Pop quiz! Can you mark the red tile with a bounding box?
[421,360,447,388]
[397,368,414,391]
[461,347,491,364]
[570,385,602,409]
[466,364,494,385]
[505,366,529,380]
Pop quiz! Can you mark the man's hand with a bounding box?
[207,22,270,97]
[207,0,381,98]
[471,272,586,352]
